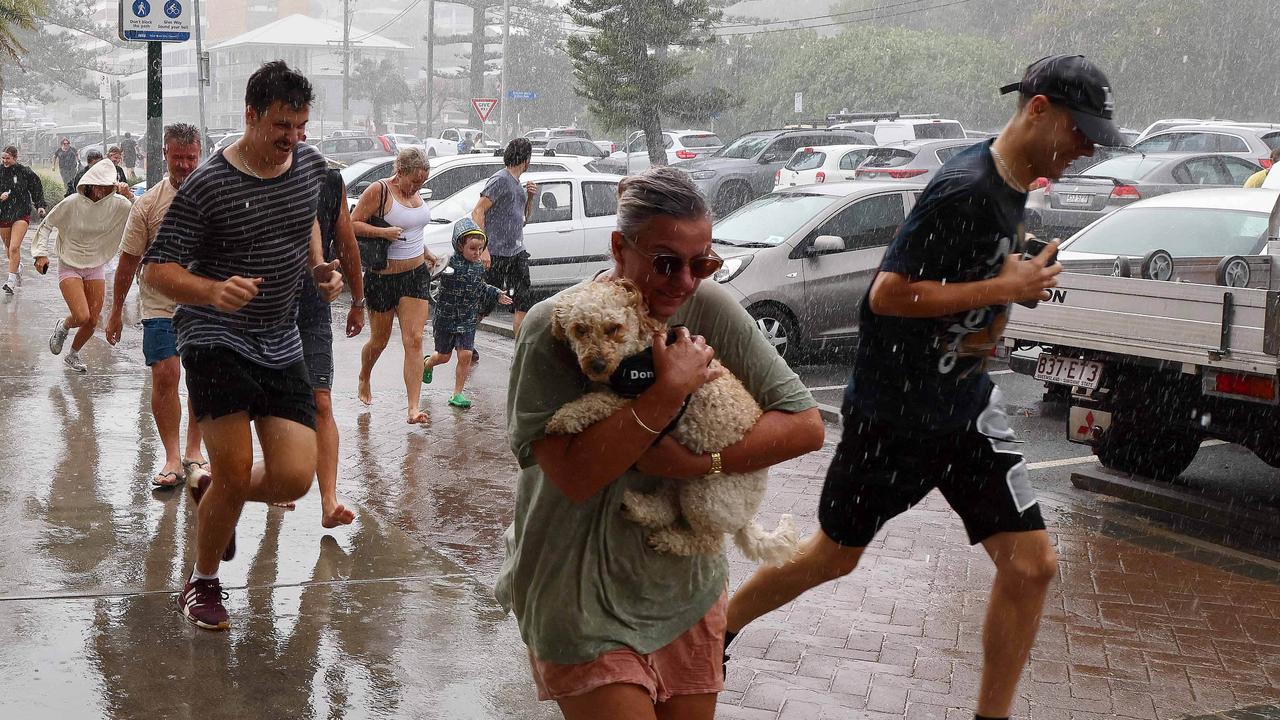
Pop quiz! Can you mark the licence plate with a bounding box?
[1061,193,1091,205]
[1034,354,1104,389]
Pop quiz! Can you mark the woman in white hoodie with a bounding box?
[32,159,134,373]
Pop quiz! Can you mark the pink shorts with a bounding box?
[58,262,108,282]
[527,591,727,704]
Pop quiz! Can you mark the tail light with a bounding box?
[857,168,928,179]
[1260,158,1273,169]
[1028,177,1050,192]
[774,169,781,184]
[379,136,393,153]
[816,171,826,183]
[675,149,696,160]
[1110,184,1140,199]
[1210,371,1277,402]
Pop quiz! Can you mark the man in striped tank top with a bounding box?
[143,61,344,631]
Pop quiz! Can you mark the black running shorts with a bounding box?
[819,386,1044,547]
[485,251,533,312]
[182,345,317,430]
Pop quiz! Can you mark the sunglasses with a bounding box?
[623,236,723,279]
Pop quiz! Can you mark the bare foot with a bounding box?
[358,376,372,405]
[321,503,356,528]
[406,409,429,424]
[270,501,296,510]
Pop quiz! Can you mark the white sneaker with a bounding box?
[14,265,22,287]
[49,319,68,355]
[64,350,87,373]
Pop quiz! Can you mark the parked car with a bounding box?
[327,129,367,139]
[1025,152,1263,238]
[593,139,619,154]
[774,144,876,189]
[1131,125,1280,168]
[212,132,243,154]
[315,135,394,165]
[424,171,624,291]
[675,128,875,216]
[710,182,923,359]
[339,152,593,211]
[381,133,456,158]
[832,117,966,144]
[439,127,498,153]
[854,138,979,184]
[531,137,610,159]
[525,127,594,141]
[593,130,724,174]
[1131,118,1280,143]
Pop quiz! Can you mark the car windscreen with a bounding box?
[1071,155,1165,180]
[1061,207,1269,257]
[785,150,826,171]
[715,134,772,159]
[712,193,843,247]
[860,148,916,168]
[913,122,965,140]
[681,134,722,148]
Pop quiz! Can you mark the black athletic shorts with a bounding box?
[181,345,317,430]
[485,251,533,312]
[298,310,334,391]
[819,386,1044,547]
[365,264,431,313]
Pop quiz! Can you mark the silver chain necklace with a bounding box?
[237,145,263,180]
[989,145,1027,193]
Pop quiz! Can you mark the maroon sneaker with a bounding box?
[177,577,230,630]
[187,475,236,562]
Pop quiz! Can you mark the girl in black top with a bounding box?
[0,145,47,294]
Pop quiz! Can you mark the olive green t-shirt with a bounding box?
[493,280,816,664]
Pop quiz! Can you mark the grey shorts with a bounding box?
[298,312,334,391]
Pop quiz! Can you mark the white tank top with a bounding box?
[382,187,432,261]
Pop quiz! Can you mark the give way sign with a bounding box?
[472,98,498,122]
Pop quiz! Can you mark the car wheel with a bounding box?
[748,304,797,360]
[1095,415,1200,481]
[1139,249,1174,281]
[715,183,752,217]
[1215,255,1250,287]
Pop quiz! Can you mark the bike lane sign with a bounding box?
[119,0,191,42]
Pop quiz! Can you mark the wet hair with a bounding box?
[107,145,122,155]
[86,150,104,164]
[503,137,532,168]
[164,122,201,146]
[615,166,709,239]
[394,147,429,176]
[2,145,16,159]
[1270,147,1280,163]
[244,60,314,117]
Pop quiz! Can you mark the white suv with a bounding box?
[832,118,966,144]
[596,130,724,174]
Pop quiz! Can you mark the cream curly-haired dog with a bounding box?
[544,279,798,566]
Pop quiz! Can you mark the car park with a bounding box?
[854,138,979,184]
[593,130,724,174]
[1024,152,1262,238]
[339,153,593,211]
[675,127,875,216]
[1130,124,1280,167]
[709,182,922,359]
[423,171,624,291]
[774,144,876,189]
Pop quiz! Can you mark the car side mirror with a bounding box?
[419,187,434,199]
[809,235,844,254]
[759,153,780,164]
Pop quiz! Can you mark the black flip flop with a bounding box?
[152,471,182,488]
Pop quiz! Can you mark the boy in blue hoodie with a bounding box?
[424,218,511,408]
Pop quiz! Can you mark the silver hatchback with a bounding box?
[711,182,923,359]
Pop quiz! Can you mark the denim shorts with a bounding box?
[142,318,178,366]
[433,319,476,355]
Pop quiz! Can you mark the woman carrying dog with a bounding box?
[495,166,825,719]
[351,147,438,424]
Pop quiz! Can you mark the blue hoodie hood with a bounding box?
[451,217,487,253]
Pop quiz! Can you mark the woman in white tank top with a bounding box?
[351,148,439,424]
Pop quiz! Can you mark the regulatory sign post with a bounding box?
[471,98,498,124]
[119,0,191,188]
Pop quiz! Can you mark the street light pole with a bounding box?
[425,0,435,137]
[194,0,209,155]
[342,0,351,131]
[499,0,509,141]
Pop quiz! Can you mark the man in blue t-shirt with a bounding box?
[726,55,1126,720]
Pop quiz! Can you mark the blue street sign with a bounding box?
[164,0,181,19]
[507,90,538,101]
[132,0,150,17]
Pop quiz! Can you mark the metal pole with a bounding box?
[146,42,163,188]
[342,0,351,131]
[101,97,108,156]
[499,0,509,141]
[194,0,209,156]
[115,81,122,146]
[425,0,435,136]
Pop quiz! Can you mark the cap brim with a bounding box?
[1069,109,1128,147]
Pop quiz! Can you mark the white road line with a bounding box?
[1026,440,1228,471]
[990,369,1015,375]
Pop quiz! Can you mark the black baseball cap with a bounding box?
[1000,54,1126,147]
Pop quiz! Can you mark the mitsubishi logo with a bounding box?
[1076,411,1095,437]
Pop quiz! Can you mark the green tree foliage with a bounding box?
[710,25,1020,138]
[1,0,118,104]
[1,0,43,59]
[501,1,587,132]
[566,0,739,166]
[352,58,411,134]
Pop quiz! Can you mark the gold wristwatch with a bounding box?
[709,451,723,475]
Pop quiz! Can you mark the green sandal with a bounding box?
[448,393,472,409]
[422,361,432,384]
